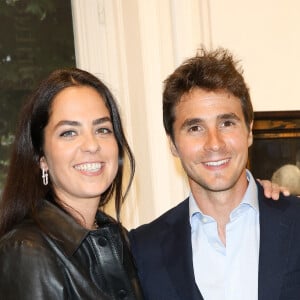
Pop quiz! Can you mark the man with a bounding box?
[129,48,300,299]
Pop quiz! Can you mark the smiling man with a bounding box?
[129,48,300,300]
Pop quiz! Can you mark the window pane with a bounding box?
[0,0,76,192]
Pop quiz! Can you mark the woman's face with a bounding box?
[40,86,119,207]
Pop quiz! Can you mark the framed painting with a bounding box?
[248,111,300,181]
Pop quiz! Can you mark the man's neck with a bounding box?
[191,181,249,245]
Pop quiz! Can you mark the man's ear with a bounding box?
[248,121,253,147]
[168,135,179,157]
[39,156,48,171]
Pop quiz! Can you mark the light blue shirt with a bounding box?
[189,170,260,300]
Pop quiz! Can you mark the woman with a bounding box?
[0,68,143,299]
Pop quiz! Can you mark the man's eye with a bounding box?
[188,125,202,132]
[222,120,235,127]
[60,130,76,137]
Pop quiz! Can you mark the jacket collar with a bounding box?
[163,186,293,300]
[35,200,110,257]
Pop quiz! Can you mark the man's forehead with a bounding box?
[180,88,233,102]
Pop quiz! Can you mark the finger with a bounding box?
[259,179,273,198]
[271,190,280,200]
[280,187,290,196]
[271,182,290,197]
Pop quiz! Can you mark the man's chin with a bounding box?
[203,179,234,193]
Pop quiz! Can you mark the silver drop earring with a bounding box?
[42,168,48,186]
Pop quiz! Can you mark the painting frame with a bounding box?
[248,110,300,180]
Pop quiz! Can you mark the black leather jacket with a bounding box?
[0,200,144,300]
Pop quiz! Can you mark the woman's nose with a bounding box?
[81,134,101,153]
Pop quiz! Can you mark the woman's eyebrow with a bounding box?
[54,120,80,128]
[92,116,111,126]
[54,117,112,129]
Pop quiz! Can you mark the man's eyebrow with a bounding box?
[217,113,241,121]
[181,118,204,129]
[180,113,241,129]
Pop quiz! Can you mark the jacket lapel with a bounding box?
[161,199,203,300]
[158,186,293,300]
[258,186,293,300]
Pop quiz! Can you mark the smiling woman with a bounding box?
[39,85,119,226]
[0,68,144,299]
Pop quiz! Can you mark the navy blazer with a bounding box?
[129,183,300,300]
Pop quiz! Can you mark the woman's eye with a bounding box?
[60,130,76,138]
[96,127,113,134]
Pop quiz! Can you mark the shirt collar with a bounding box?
[242,169,259,211]
[189,169,259,225]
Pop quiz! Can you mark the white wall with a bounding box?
[209,0,300,111]
[71,0,300,229]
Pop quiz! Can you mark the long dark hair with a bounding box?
[0,68,135,236]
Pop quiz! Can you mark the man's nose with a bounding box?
[203,129,226,152]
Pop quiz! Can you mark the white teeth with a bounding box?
[205,159,229,167]
[74,163,102,172]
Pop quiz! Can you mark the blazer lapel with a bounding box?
[161,199,204,300]
[258,187,293,300]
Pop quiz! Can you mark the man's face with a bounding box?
[169,88,253,196]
